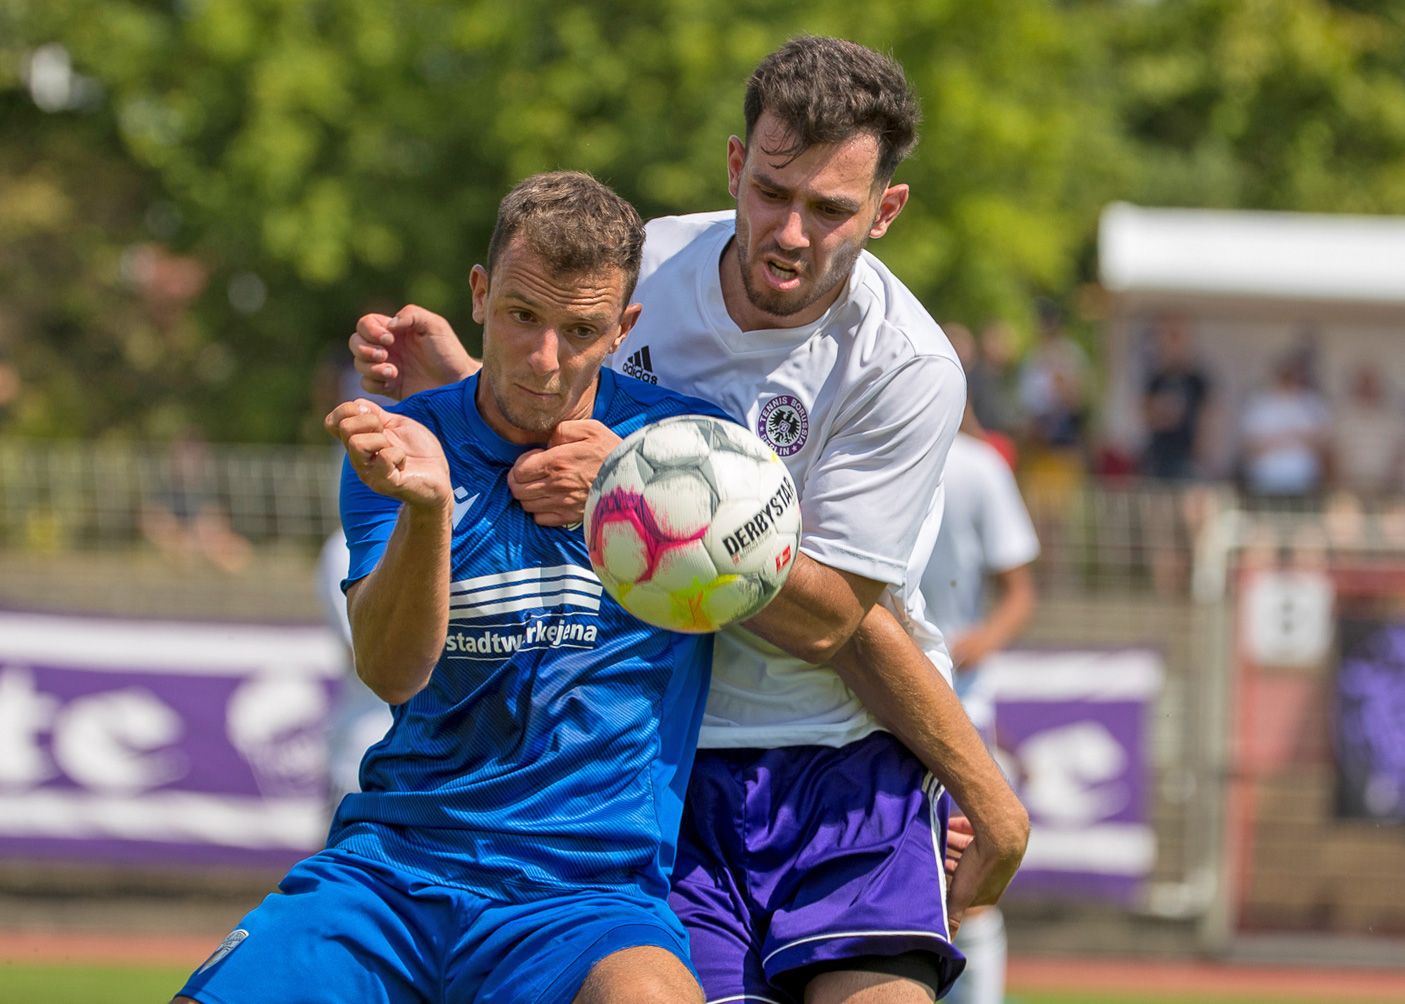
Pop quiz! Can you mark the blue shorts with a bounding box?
[671,732,965,1002]
[178,848,695,1004]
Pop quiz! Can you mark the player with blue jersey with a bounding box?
[175,173,727,1004]
[328,367,726,904]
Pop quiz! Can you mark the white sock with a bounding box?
[948,908,1006,1004]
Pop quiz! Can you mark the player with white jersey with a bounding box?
[350,38,1029,1004]
[920,415,1040,1004]
[634,209,970,1001]
[626,209,958,751]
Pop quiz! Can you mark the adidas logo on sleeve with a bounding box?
[621,346,657,384]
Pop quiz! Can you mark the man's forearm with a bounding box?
[829,604,1029,912]
[973,565,1036,657]
[348,501,452,704]
[742,554,885,665]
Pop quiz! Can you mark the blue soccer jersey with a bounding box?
[330,368,732,902]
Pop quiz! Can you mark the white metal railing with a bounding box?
[0,440,342,548]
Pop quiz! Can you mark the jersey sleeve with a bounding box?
[798,352,965,587]
[975,447,1041,573]
[338,452,404,592]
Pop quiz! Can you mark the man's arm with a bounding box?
[949,563,1036,671]
[743,555,884,665]
[327,399,453,704]
[744,549,1028,919]
[351,305,478,399]
[830,605,1029,920]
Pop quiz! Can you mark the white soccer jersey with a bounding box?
[919,433,1041,647]
[609,212,966,749]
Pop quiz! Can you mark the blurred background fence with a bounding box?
[0,440,339,619]
[4,440,1403,966]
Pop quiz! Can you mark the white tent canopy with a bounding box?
[1099,203,1405,306]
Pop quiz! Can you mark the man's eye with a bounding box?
[509,310,534,324]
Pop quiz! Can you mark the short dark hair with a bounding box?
[743,36,920,184]
[486,171,645,301]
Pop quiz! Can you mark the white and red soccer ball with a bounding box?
[584,415,802,633]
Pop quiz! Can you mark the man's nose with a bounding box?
[526,328,561,375]
[775,208,809,251]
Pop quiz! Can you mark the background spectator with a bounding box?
[139,431,251,573]
[1141,313,1214,481]
[1333,364,1404,498]
[1018,299,1090,498]
[969,320,1025,467]
[1238,347,1334,500]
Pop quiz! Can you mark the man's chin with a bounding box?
[497,407,560,442]
[742,280,812,321]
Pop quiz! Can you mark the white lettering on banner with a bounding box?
[0,612,343,675]
[0,667,59,786]
[985,648,1165,889]
[0,790,325,849]
[0,614,345,860]
[1017,721,1130,826]
[1021,823,1156,875]
[52,688,187,794]
[226,675,329,797]
[0,668,190,794]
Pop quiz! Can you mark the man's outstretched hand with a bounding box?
[350,304,478,400]
[325,398,452,511]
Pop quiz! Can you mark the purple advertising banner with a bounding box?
[0,611,345,868]
[982,648,1164,904]
[1334,617,1405,823]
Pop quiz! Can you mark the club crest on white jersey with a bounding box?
[758,395,809,457]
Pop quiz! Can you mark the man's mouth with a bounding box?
[516,383,557,400]
[763,257,804,287]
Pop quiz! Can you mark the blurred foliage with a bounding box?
[1,0,1403,442]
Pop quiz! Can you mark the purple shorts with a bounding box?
[671,731,966,1002]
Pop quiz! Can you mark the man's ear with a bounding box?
[868,183,910,239]
[726,135,746,200]
[469,264,490,324]
[611,303,644,355]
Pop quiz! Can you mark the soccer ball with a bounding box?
[585,414,802,633]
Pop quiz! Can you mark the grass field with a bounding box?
[3,960,1401,1004]
[1,961,192,1003]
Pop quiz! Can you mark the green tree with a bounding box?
[3,0,1403,442]
[1107,0,1405,212]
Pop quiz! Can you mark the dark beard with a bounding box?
[733,220,864,323]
